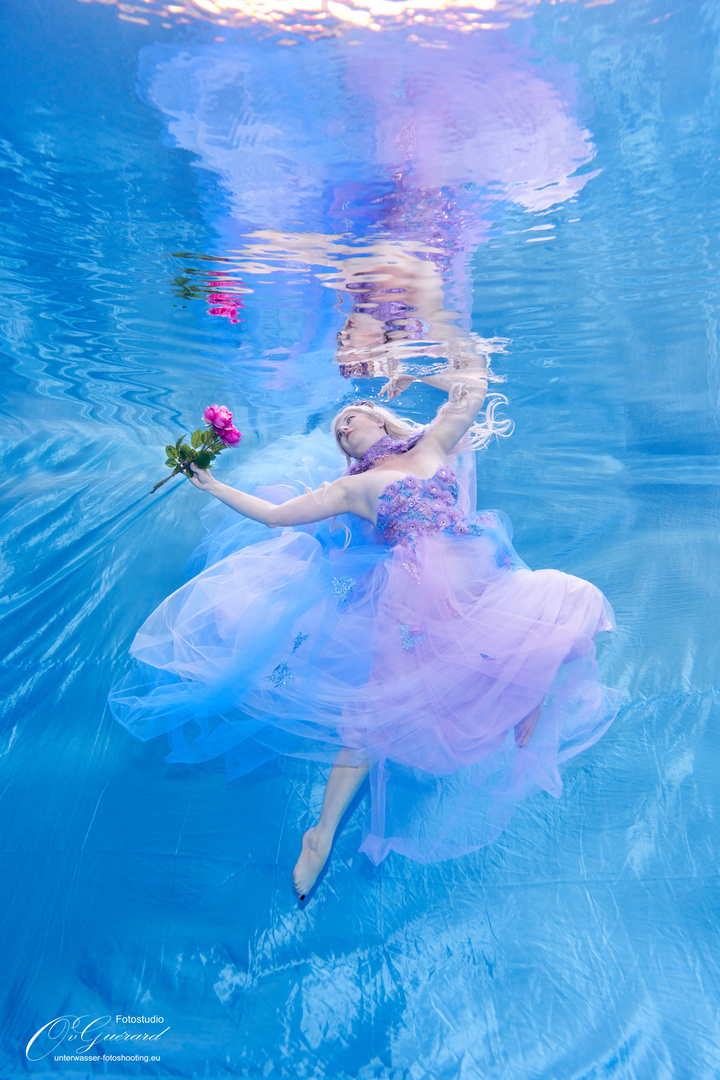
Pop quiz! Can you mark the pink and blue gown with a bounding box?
[109,434,622,864]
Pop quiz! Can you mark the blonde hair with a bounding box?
[331,389,512,465]
[331,402,422,466]
[439,384,514,451]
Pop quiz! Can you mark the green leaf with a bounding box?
[177,447,189,461]
[165,459,175,467]
[175,434,186,450]
[194,450,212,468]
[166,445,177,458]
[191,430,201,449]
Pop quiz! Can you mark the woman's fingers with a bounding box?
[186,463,212,487]
[379,378,401,399]
[379,375,413,399]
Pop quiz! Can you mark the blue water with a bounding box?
[1,0,719,1076]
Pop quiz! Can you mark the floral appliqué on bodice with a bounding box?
[376,467,516,571]
[377,467,466,544]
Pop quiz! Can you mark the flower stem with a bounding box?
[150,466,186,494]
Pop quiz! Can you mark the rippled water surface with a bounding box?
[1,0,719,1077]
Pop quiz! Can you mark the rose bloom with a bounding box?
[218,424,241,446]
[208,301,240,324]
[204,404,233,429]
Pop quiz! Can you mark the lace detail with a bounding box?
[332,576,357,601]
[346,431,425,475]
[400,624,427,649]
[401,554,421,584]
[376,468,521,572]
[266,660,294,688]
[377,467,465,545]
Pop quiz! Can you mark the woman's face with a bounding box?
[335,409,386,459]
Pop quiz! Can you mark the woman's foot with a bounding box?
[293,827,331,900]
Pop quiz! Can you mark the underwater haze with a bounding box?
[1,0,719,1077]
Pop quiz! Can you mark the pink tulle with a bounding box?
[109,458,622,864]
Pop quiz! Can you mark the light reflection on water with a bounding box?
[1,0,719,1076]
[145,22,598,401]
[174,237,508,381]
[78,0,566,36]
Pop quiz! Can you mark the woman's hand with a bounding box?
[186,463,216,491]
[378,374,414,400]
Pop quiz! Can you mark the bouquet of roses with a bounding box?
[151,405,241,493]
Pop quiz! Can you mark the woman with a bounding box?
[109,372,621,900]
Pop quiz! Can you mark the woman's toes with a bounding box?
[293,828,331,899]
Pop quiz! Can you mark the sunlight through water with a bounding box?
[1,0,718,1076]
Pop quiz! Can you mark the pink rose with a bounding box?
[218,424,241,446]
[203,404,233,429]
[207,282,244,324]
[208,302,240,324]
[208,279,244,299]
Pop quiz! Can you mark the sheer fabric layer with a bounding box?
[109,433,621,864]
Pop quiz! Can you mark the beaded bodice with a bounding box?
[377,468,471,542]
[375,467,517,570]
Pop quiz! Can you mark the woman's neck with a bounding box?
[346,431,424,476]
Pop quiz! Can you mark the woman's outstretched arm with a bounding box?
[380,371,489,453]
[186,465,359,526]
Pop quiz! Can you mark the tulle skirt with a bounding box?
[109,474,622,864]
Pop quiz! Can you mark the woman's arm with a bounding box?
[187,466,356,526]
[380,371,489,454]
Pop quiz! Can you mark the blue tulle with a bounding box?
[109,430,622,864]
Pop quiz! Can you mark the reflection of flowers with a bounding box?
[207,279,244,324]
[151,404,241,494]
[171,263,246,331]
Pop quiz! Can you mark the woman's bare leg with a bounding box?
[293,756,369,899]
